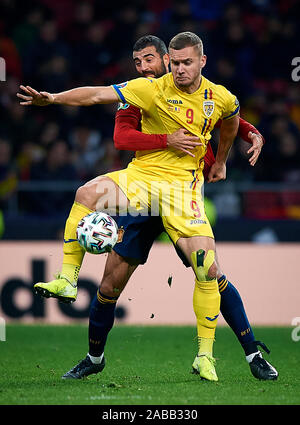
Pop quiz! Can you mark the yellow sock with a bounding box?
[62,202,93,283]
[193,278,220,355]
[197,337,214,357]
[61,263,81,286]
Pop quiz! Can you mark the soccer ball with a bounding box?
[76,211,118,254]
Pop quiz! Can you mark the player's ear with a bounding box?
[163,53,170,71]
[200,54,207,69]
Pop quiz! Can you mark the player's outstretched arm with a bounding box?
[207,114,239,183]
[17,85,118,106]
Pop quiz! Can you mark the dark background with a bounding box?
[0,0,300,241]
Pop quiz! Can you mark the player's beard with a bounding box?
[154,58,168,78]
[142,58,167,79]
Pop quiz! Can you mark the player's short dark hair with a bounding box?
[168,32,203,55]
[133,35,168,58]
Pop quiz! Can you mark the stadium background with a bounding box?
[0,0,299,326]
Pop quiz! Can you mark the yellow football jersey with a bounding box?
[112,72,239,171]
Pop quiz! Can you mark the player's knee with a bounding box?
[191,249,217,282]
[207,261,218,280]
[99,281,122,298]
[197,260,218,281]
[75,184,89,205]
[75,183,97,210]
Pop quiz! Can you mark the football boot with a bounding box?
[62,355,106,379]
[192,354,218,382]
[34,274,77,303]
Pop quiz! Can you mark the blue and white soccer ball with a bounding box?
[76,211,119,254]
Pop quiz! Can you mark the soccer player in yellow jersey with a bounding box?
[18,32,242,381]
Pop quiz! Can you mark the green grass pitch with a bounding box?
[0,324,299,405]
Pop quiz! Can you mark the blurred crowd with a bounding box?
[1,0,300,216]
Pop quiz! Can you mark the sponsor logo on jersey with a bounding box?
[203,100,214,118]
[117,103,130,110]
[188,219,207,225]
[167,99,183,105]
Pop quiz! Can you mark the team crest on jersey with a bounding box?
[117,102,130,110]
[203,100,215,118]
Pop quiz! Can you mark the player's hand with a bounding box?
[247,132,263,166]
[207,161,226,183]
[17,85,54,106]
[167,128,203,157]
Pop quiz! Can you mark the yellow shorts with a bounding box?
[105,161,214,244]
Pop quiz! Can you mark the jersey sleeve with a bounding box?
[113,103,167,151]
[219,86,240,120]
[111,77,155,112]
[237,117,265,144]
[115,103,141,128]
